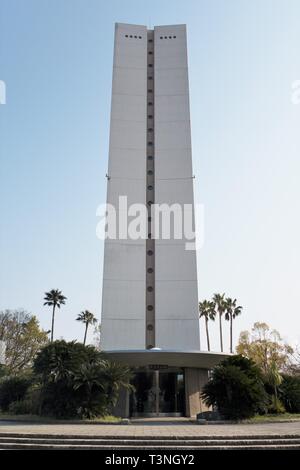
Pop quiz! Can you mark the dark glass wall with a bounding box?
[130,368,185,416]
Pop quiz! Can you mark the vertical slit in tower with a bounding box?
[146,29,155,349]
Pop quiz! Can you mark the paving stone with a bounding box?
[0,418,299,438]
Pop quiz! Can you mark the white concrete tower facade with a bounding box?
[101,23,200,351]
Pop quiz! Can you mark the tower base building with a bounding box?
[107,350,228,418]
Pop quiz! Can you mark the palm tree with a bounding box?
[225,297,243,353]
[102,360,133,409]
[73,359,133,418]
[199,300,216,351]
[76,310,97,345]
[267,360,283,410]
[43,289,67,342]
[212,293,226,352]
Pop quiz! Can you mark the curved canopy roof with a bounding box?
[103,349,230,369]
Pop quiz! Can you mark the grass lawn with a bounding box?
[0,413,122,424]
[245,413,300,423]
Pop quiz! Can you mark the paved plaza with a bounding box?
[0,419,299,437]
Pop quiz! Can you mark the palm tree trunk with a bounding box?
[83,323,88,345]
[219,313,223,352]
[230,314,233,353]
[205,317,210,351]
[51,305,56,342]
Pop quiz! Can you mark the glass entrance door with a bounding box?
[159,371,185,414]
[130,370,157,414]
[130,368,185,416]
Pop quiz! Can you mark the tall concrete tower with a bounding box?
[101,23,228,418]
[101,23,200,352]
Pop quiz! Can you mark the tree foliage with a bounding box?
[236,322,293,374]
[43,290,67,309]
[44,289,67,342]
[224,297,242,353]
[201,355,268,419]
[76,310,97,345]
[212,293,226,352]
[0,374,32,411]
[199,300,215,351]
[0,310,48,373]
[33,340,132,418]
[280,375,300,413]
[199,294,243,353]
[101,360,133,410]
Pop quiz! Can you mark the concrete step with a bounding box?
[0,435,299,449]
[1,433,300,440]
[0,442,300,450]
[0,437,300,446]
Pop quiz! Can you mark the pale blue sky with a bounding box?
[0,0,300,351]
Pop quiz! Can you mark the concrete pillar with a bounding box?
[185,368,210,417]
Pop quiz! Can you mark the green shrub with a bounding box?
[8,399,33,415]
[0,365,9,379]
[267,395,285,414]
[8,385,42,416]
[201,355,268,420]
[33,340,101,380]
[0,375,32,411]
[280,375,300,413]
[33,341,132,419]
[39,380,88,418]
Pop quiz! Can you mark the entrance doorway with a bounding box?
[129,367,185,417]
